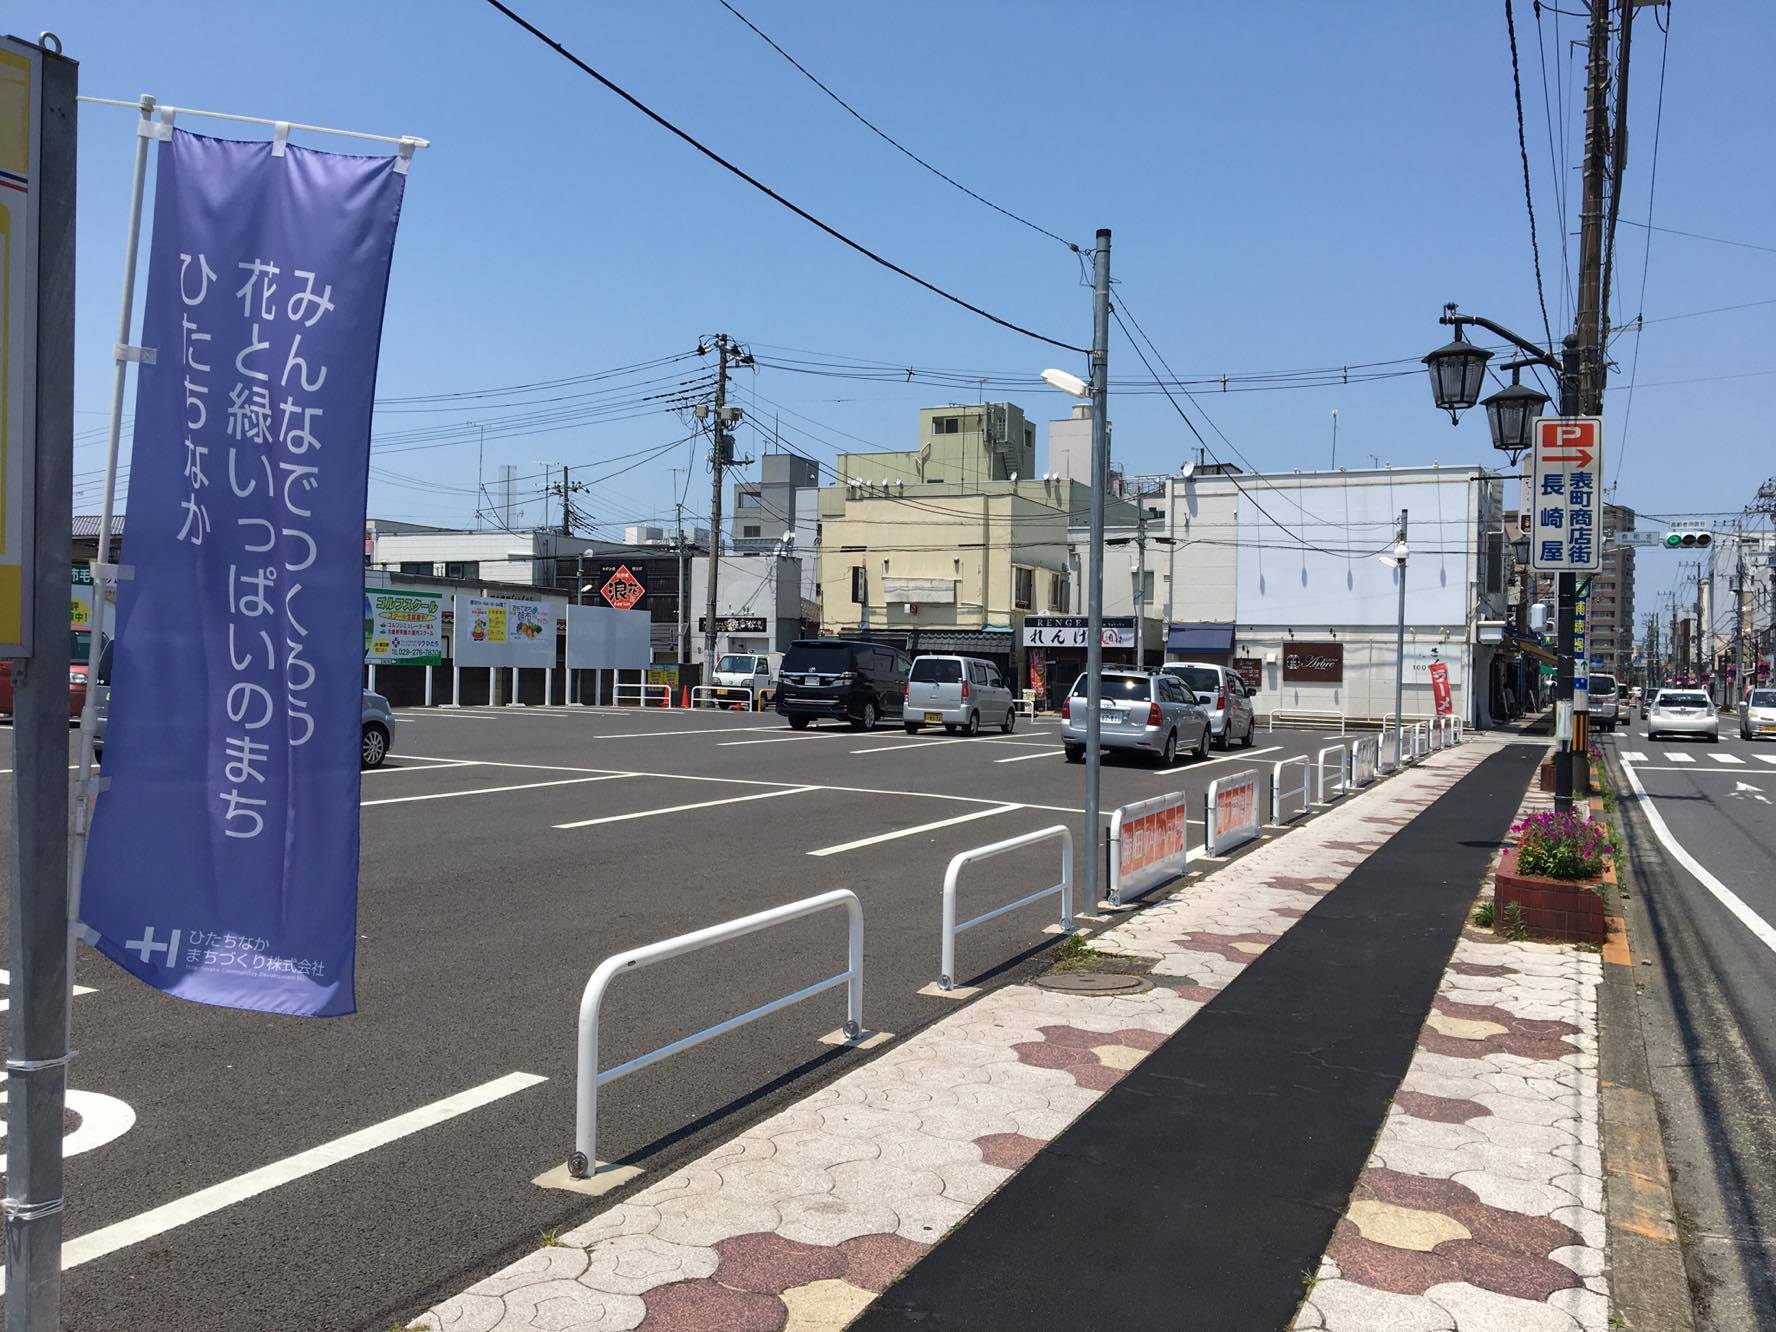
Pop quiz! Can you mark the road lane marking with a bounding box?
[995,749,1065,764]
[1620,761,1776,958]
[1152,745,1285,775]
[808,804,1023,857]
[719,734,834,746]
[0,1072,548,1294]
[362,775,631,807]
[361,758,479,775]
[1662,753,1695,763]
[1711,754,1745,765]
[1621,751,1647,762]
[850,738,969,755]
[1614,766,1776,776]
[555,785,816,829]
[1761,755,1776,765]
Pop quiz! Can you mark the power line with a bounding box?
[715,0,1081,253]
[1505,0,1556,351]
[1616,218,1776,256]
[481,0,1086,354]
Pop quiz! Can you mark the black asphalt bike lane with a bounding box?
[855,742,1543,1332]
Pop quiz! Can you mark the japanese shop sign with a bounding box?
[1573,595,1588,709]
[1232,657,1263,692]
[80,131,408,1017]
[364,587,442,665]
[0,40,38,656]
[1282,641,1343,684]
[1530,417,1603,573]
[1429,660,1452,717]
[452,593,557,669]
[1022,615,1135,648]
[599,563,646,611]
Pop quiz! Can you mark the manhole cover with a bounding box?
[1033,971,1152,995]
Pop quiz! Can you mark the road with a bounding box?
[0,703,1356,1331]
[1604,719,1776,1330]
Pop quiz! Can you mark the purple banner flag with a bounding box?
[80,130,407,1016]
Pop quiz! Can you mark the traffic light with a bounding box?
[1663,531,1713,549]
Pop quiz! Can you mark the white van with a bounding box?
[712,652,777,703]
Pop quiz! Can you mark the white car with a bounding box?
[1646,689,1718,743]
[1741,688,1776,741]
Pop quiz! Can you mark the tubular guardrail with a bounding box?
[570,889,864,1179]
[1315,744,1349,803]
[1205,769,1262,856]
[939,825,1073,991]
[612,682,673,709]
[1271,755,1311,824]
[690,685,754,711]
[1410,722,1427,761]
[1266,709,1347,735]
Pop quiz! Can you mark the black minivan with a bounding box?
[775,638,911,731]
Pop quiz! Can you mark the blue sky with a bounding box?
[48,1,1776,614]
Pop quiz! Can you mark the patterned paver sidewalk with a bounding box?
[1294,779,1609,1332]
[418,741,1489,1332]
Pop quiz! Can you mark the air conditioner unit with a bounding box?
[904,602,918,614]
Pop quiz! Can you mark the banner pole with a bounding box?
[67,94,155,1012]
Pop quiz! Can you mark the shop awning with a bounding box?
[1167,621,1235,656]
[912,630,1014,656]
[1502,628,1558,665]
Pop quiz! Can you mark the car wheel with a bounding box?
[1707,733,1718,744]
[905,722,921,735]
[964,711,980,737]
[788,716,810,731]
[1064,743,1086,764]
[1154,729,1176,767]
[1240,715,1255,747]
[361,723,388,769]
[853,701,878,732]
[1213,723,1230,751]
[1196,726,1210,759]
[1002,706,1016,734]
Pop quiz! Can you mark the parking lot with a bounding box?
[1,702,1357,1330]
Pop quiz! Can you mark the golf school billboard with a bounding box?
[364,587,442,665]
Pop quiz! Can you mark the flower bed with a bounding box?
[1494,810,1613,944]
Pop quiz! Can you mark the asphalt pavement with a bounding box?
[0,703,1353,1331]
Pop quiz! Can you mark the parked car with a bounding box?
[774,638,910,731]
[904,655,1016,736]
[1589,672,1618,731]
[712,652,776,705]
[0,629,103,723]
[1646,688,1718,742]
[1159,660,1256,749]
[1060,668,1210,766]
[1740,687,1776,741]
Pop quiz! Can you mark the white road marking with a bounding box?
[1620,761,1776,958]
[361,758,478,775]
[1621,751,1648,762]
[1730,781,1770,804]
[1153,746,1285,775]
[1663,753,1696,763]
[555,785,816,829]
[718,734,833,747]
[362,775,631,807]
[1711,753,1746,765]
[1761,755,1776,766]
[0,968,94,1012]
[0,1072,548,1293]
[808,804,1023,857]
[1617,766,1775,775]
[0,1088,135,1173]
[850,738,969,755]
[995,748,1066,764]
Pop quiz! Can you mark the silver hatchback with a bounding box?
[904,655,1017,735]
[1060,669,1210,766]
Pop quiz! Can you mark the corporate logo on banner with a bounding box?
[79,130,408,1017]
[1282,641,1343,684]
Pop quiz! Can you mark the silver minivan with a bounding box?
[1588,673,1618,731]
[1160,661,1257,749]
[904,655,1016,735]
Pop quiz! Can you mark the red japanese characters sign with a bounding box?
[1109,790,1194,905]
[599,564,645,611]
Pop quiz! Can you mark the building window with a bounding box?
[398,560,432,576]
[738,489,762,509]
[850,566,867,604]
[1014,567,1035,610]
[1485,531,1503,595]
[1050,573,1070,612]
[742,525,761,538]
[934,416,960,435]
[443,561,479,580]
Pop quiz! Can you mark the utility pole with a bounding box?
[1133,507,1147,671]
[1697,563,1709,693]
[1393,510,1409,767]
[1081,228,1112,914]
[703,335,733,677]
[560,465,571,535]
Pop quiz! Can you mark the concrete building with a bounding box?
[732,454,820,555]
[836,402,1036,488]
[1589,502,1636,680]
[687,551,813,661]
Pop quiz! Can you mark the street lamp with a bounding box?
[1480,373,1550,462]
[1422,327,1492,423]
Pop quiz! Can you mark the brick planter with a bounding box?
[1538,758,1556,793]
[1494,847,1612,944]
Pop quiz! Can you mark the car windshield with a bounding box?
[716,655,756,673]
[1592,676,1615,696]
[1748,690,1776,707]
[910,659,962,683]
[1658,692,1709,708]
[71,629,92,662]
[1072,674,1151,700]
[781,644,852,673]
[1162,665,1219,695]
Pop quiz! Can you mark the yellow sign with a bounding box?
[0,42,36,654]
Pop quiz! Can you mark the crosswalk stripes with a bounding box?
[1621,751,1647,762]
[1663,753,1695,764]
[1761,754,1776,766]
[1712,754,1745,765]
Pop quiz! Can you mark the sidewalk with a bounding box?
[416,736,1558,1332]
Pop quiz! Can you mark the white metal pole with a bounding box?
[545,666,554,707]
[423,666,433,707]
[68,94,156,990]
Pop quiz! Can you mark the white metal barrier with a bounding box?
[939,825,1074,991]
[570,889,864,1179]
[690,685,754,711]
[1315,745,1349,803]
[1108,790,1193,907]
[612,682,672,709]
[1381,712,1436,732]
[1271,755,1311,824]
[1410,722,1427,761]
[1266,709,1347,735]
[1350,735,1379,787]
[1205,769,1261,856]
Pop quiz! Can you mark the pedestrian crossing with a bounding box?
[1620,750,1776,766]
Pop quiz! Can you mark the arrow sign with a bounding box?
[1530,417,1604,574]
[1542,447,1594,467]
[1730,781,1770,805]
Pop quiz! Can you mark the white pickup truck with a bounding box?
[712,652,779,705]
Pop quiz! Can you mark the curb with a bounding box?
[1597,766,1697,1332]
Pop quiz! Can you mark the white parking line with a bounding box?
[1711,754,1746,765]
[850,738,968,755]
[995,748,1065,764]
[361,758,478,775]
[1621,762,1776,958]
[808,804,1023,857]
[0,1072,547,1294]
[1151,745,1285,775]
[362,775,631,807]
[555,785,816,830]
[719,734,832,747]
